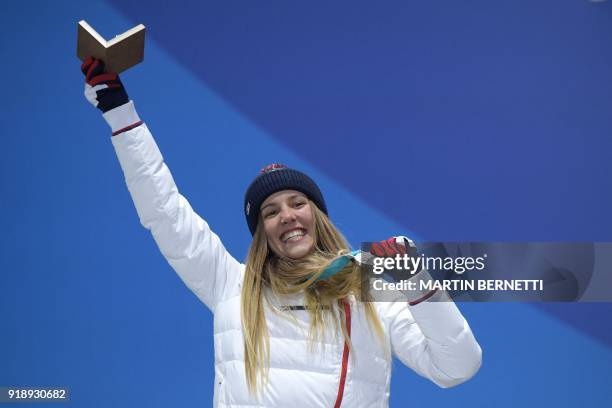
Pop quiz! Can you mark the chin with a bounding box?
[287,250,309,259]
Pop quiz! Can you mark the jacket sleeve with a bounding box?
[384,291,482,388]
[106,102,244,312]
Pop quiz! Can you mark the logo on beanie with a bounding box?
[260,163,287,174]
[246,202,251,216]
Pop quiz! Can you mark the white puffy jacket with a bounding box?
[105,102,482,407]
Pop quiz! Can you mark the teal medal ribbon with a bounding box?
[314,250,362,282]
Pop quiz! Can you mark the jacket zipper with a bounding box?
[333,301,351,408]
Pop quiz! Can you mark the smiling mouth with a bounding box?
[281,228,307,243]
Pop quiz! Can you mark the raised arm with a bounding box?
[371,237,482,388]
[81,57,244,311]
[385,293,482,388]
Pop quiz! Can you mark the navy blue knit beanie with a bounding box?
[244,164,328,235]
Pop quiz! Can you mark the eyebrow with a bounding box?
[260,194,305,211]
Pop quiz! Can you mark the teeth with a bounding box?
[282,229,305,242]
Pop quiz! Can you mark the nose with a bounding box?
[279,206,296,224]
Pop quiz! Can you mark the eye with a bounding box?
[263,209,278,219]
[294,201,306,208]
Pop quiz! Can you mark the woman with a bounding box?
[81,57,481,407]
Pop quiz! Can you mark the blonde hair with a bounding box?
[240,201,385,395]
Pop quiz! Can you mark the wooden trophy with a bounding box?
[76,20,146,73]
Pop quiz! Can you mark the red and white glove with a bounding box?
[81,57,129,113]
[80,57,142,136]
[369,236,439,306]
[370,236,414,257]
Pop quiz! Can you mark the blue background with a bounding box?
[1,0,611,406]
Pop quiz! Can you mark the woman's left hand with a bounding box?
[369,236,416,257]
